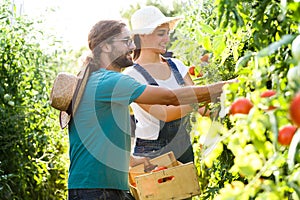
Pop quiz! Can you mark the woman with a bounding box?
[123,6,206,163]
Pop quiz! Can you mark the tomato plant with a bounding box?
[0,0,70,199]
[172,0,300,199]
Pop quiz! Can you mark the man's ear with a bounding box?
[102,43,112,53]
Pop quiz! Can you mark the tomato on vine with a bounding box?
[200,53,210,63]
[230,98,253,115]
[189,66,196,76]
[260,90,276,98]
[189,65,203,77]
[289,92,300,127]
[278,125,297,146]
[260,90,277,110]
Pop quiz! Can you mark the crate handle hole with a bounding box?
[157,176,175,183]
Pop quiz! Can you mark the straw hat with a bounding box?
[50,66,90,129]
[131,6,183,35]
[50,72,78,111]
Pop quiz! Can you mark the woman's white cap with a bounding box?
[131,6,183,35]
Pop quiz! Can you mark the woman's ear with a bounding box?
[139,34,146,39]
[137,34,146,46]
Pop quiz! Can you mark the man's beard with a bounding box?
[112,54,133,69]
[110,48,133,69]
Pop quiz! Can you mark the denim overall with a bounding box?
[132,59,194,163]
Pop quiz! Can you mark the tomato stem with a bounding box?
[268,111,279,151]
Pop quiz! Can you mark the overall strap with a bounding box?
[165,58,185,86]
[133,64,159,86]
[133,58,186,87]
[132,60,187,140]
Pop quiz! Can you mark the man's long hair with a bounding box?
[86,20,126,72]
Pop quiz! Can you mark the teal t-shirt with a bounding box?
[68,68,146,190]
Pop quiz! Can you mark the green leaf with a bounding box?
[213,35,226,57]
[235,52,255,72]
[203,35,212,51]
[257,35,295,57]
[200,23,215,35]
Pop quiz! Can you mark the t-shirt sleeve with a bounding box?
[96,71,146,105]
[122,66,148,84]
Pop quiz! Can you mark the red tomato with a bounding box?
[189,66,195,76]
[290,93,300,127]
[151,166,168,172]
[260,90,276,98]
[197,71,203,78]
[278,125,297,146]
[230,98,253,115]
[260,90,277,110]
[200,54,209,63]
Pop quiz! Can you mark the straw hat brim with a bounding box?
[59,65,91,129]
[131,16,183,35]
[60,111,71,129]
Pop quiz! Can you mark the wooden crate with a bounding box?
[129,152,201,200]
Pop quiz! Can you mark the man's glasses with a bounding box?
[111,38,134,47]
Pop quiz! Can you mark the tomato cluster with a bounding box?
[189,65,203,77]
[229,89,299,146]
[188,54,209,78]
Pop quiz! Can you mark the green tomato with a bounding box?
[287,65,300,90]
[295,148,300,163]
[292,35,300,62]
[8,101,15,106]
[4,94,11,101]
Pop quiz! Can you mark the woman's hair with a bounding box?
[85,20,126,72]
[133,34,141,60]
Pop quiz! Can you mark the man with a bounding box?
[68,20,233,199]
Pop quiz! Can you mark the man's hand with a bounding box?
[129,155,157,172]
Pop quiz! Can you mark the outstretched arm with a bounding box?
[134,79,235,106]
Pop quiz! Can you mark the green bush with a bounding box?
[171,0,300,199]
[0,0,69,199]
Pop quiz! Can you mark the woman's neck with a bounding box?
[135,50,164,65]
